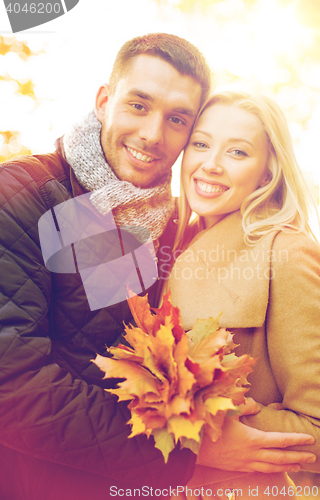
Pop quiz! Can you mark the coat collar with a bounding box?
[168,211,280,330]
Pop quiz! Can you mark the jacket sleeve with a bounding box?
[0,163,196,488]
[241,233,320,472]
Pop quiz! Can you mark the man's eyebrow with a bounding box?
[173,106,197,118]
[128,89,154,101]
[127,89,197,118]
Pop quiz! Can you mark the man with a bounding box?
[0,33,316,500]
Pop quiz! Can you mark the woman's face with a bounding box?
[181,103,270,228]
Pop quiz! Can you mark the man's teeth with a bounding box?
[197,180,227,193]
[127,147,153,162]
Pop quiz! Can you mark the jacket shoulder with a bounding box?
[1,149,70,188]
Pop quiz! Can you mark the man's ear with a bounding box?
[94,84,110,123]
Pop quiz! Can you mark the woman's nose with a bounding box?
[201,156,224,175]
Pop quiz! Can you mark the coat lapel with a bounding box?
[168,211,280,330]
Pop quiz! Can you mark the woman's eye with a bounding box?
[193,142,208,149]
[230,149,247,157]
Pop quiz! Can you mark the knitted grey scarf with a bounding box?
[63,111,175,241]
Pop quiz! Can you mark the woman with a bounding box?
[164,91,320,499]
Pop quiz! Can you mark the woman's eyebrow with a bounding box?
[228,137,254,147]
[192,130,212,138]
[193,130,254,147]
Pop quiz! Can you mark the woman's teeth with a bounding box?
[196,180,227,193]
[127,147,153,163]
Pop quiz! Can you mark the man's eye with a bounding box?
[169,117,184,125]
[132,104,146,111]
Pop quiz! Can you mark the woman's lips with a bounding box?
[194,178,229,197]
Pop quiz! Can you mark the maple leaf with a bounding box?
[204,396,237,416]
[173,334,196,397]
[132,407,167,430]
[152,428,175,463]
[165,394,193,420]
[188,325,230,361]
[92,354,161,402]
[153,291,185,342]
[192,355,224,387]
[108,344,143,363]
[167,415,205,443]
[127,289,160,335]
[128,414,146,437]
[180,436,202,456]
[187,314,222,343]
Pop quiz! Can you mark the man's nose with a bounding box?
[201,153,224,175]
[139,113,164,145]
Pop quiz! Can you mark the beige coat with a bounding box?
[165,211,320,499]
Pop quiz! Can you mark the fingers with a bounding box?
[253,429,315,448]
[239,397,262,416]
[262,432,315,448]
[255,449,316,466]
[249,462,302,474]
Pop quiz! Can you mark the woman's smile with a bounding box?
[194,178,229,197]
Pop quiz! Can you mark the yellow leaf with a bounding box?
[174,335,196,397]
[204,397,236,416]
[165,394,193,420]
[132,407,167,431]
[187,314,222,343]
[180,436,202,455]
[127,290,160,335]
[92,354,161,401]
[108,345,143,363]
[167,415,204,443]
[128,414,146,437]
[189,326,230,361]
[152,428,175,463]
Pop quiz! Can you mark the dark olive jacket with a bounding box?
[0,143,195,500]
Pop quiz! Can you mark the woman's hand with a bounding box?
[196,398,316,473]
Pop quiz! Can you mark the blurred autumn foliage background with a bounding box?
[0,0,320,494]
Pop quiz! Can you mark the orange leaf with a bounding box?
[127,289,160,335]
[153,291,185,342]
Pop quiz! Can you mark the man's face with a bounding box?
[95,55,202,188]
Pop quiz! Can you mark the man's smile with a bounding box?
[126,146,155,163]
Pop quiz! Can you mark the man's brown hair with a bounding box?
[109,33,211,106]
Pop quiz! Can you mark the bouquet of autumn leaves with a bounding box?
[93,291,256,463]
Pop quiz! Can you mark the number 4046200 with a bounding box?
[263,485,319,497]
[5,3,62,14]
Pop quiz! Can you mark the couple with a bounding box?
[0,32,319,500]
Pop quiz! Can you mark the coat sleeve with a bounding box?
[0,163,196,488]
[241,233,320,472]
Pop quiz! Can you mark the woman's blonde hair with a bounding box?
[174,90,318,251]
